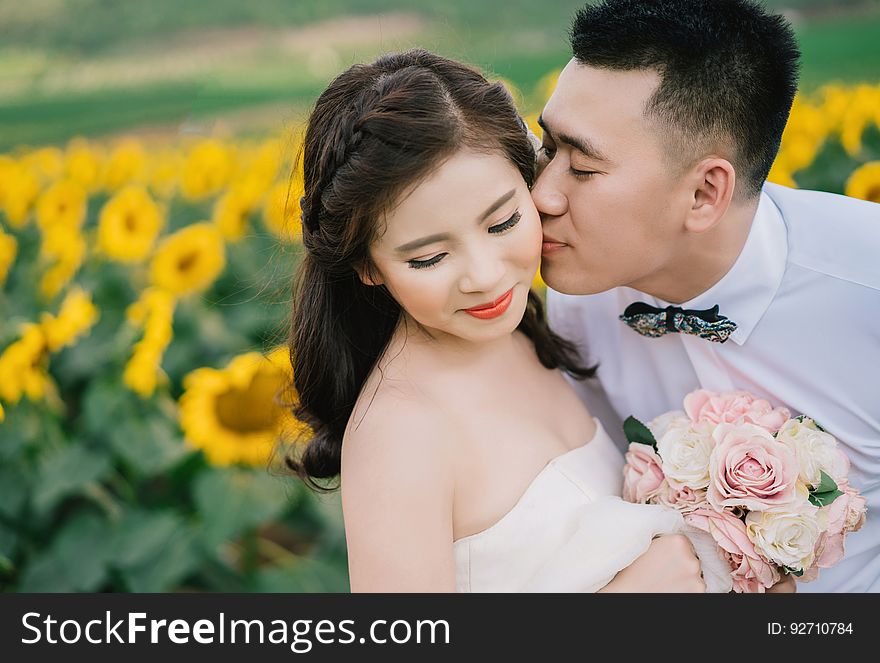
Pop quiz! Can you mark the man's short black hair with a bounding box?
[570,0,800,197]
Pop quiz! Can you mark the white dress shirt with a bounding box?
[547,183,880,592]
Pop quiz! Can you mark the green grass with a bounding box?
[798,12,880,87]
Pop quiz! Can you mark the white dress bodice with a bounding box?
[453,419,730,592]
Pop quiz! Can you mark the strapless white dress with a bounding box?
[453,419,731,592]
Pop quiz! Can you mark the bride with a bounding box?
[285,49,788,592]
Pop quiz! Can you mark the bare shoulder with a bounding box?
[341,382,456,497]
[340,381,458,591]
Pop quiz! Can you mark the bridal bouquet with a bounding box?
[621,389,867,592]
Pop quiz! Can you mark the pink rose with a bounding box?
[622,443,665,503]
[812,481,868,569]
[707,423,800,511]
[684,389,790,434]
[685,507,779,593]
[655,483,709,514]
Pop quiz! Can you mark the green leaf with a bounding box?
[32,446,111,516]
[106,416,188,478]
[623,416,658,450]
[252,558,349,593]
[0,522,18,573]
[0,465,30,520]
[194,467,291,549]
[110,509,188,569]
[18,511,111,592]
[118,528,200,592]
[81,377,137,439]
[783,566,804,577]
[809,470,845,507]
[0,401,66,460]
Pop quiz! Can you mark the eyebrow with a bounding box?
[537,114,611,164]
[393,188,517,254]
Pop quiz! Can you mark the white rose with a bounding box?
[776,418,849,487]
[646,410,688,440]
[745,504,827,572]
[656,420,715,490]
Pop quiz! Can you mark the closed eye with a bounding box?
[569,168,598,180]
[407,253,447,270]
[488,210,521,234]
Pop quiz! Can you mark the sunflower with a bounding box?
[766,160,797,189]
[212,186,255,242]
[0,155,15,205]
[246,138,283,185]
[35,179,87,233]
[40,287,99,352]
[39,224,87,300]
[181,140,234,200]
[65,139,104,192]
[103,139,147,191]
[22,147,64,183]
[2,162,40,229]
[149,223,226,296]
[123,288,176,398]
[845,161,880,204]
[0,323,52,404]
[839,85,880,157]
[147,150,183,200]
[179,347,310,466]
[0,230,17,286]
[97,186,165,262]
[262,180,303,243]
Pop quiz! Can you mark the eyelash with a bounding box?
[539,146,597,180]
[407,211,522,270]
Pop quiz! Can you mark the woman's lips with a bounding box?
[463,287,515,320]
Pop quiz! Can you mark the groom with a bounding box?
[535,0,880,592]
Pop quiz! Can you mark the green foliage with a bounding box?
[809,470,845,507]
[0,192,347,596]
[623,416,658,451]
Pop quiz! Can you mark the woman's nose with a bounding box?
[458,252,506,294]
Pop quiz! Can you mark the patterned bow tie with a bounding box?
[619,302,737,343]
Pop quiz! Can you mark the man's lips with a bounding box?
[542,236,568,253]
[463,287,515,311]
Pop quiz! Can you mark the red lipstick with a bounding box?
[463,287,515,320]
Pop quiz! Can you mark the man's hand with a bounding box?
[598,534,706,593]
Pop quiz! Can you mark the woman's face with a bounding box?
[365,148,542,346]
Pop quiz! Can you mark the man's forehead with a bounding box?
[548,61,660,116]
[542,61,661,140]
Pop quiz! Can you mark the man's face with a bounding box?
[532,60,691,295]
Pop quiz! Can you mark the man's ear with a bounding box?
[355,261,384,287]
[684,158,736,234]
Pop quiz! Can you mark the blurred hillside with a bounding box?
[0,0,878,149]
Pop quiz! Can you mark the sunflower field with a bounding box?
[2,68,880,592]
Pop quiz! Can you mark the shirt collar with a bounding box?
[650,190,789,346]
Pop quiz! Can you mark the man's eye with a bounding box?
[569,168,598,180]
[407,253,446,270]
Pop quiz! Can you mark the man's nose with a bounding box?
[531,170,567,220]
